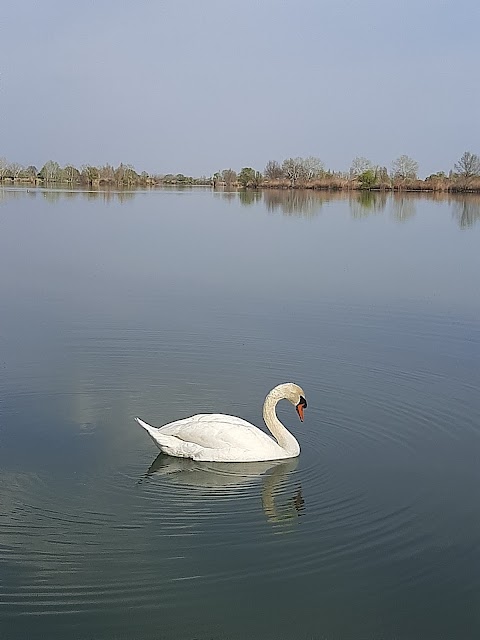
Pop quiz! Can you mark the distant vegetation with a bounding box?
[1,151,480,192]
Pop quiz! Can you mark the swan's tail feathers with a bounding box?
[135,417,166,449]
[135,417,201,459]
[135,417,158,438]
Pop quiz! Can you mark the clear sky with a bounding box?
[1,0,479,177]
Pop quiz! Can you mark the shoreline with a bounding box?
[2,179,480,194]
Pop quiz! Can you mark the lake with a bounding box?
[0,187,479,640]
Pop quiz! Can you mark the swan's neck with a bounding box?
[263,389,300,457]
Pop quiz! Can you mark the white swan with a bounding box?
[135,382,307,462]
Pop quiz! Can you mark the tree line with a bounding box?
[215,152,480,192]
[1,152,480,192]
[0,159,211,188]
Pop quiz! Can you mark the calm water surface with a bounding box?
[0,188,479,640]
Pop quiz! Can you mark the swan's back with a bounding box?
[159,413,279,453]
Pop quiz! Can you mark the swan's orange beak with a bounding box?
[296,396,307,422]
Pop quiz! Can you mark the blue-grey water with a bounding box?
[0,187,479,640]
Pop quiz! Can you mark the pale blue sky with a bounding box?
[1,0,479,177]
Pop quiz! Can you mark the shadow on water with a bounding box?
[140,454,305,525]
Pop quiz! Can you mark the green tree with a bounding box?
[358,169,377,189]
[237,168,262,188]
[238,167,253,187]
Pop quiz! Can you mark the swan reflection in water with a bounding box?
[140,454,305,525]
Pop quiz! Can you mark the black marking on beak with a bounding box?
[296,396,307,422]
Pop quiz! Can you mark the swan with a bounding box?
[135,382,307,463]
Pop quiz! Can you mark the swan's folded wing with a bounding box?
[158,413,278,452]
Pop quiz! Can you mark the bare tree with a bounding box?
[391,155,418,181]
[0,157,8,180]
[40,160,61,182]
[98,164,115,184]
[349,156,372,179]
[63,165,81,184]
[24,165,38,181]
[282,157,304,187]
[81,164,99,185]
[302,156,324,181]
[123,165,139,185]
[114,163,138,186]
[9,162,23,180]
[264,160,283,180]
[454,151,480,178]
[222,168,237,186]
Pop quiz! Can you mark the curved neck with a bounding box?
[262,387,300,457]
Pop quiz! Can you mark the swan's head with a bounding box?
[274,383,307,422]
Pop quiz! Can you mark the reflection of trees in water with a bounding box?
[214,189,237,203]
[62,190,80,200]
[238,189,262,206]
[4,188,480,229]
[0,188,25,206]
[262,189,335,218]
[0,187,139,205]
[83,189,136,204]
[452,196,480,229]
[392,194,417,222]
[42,190,63,204]
[349,191,388,218]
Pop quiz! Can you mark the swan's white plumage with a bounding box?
[136,414,290,462]
[135,383,306,463]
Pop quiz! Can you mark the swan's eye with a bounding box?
[299,396,307,408]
